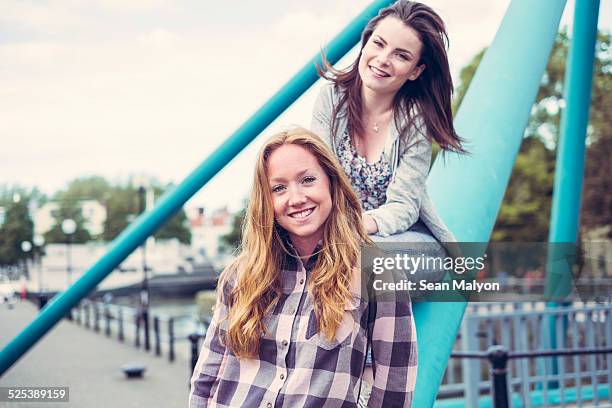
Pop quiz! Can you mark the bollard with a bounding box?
[154,316,161,356]
[121,363,146,379]
[118,307,124,342]
[105,304,111,337]
[188,333,201,374]
[135,312,141,348]
[93,302,100,333]
[168,318,175,363]
[487,345,510,408]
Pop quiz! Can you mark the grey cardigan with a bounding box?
[310,83,456,243]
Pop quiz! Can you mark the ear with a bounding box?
[408,63,426,81]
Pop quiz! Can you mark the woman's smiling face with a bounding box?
[358,16,425,95]
[267,144,332,246]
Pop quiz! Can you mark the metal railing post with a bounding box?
[461,316,480,408]
[135,312,141,348]
[93,302,100,333]
[168,317,175,363]
[118,307,124,342]
[104,303,111,337]
[85,302,91,329]
[188,333,201,374]
[154,316,161,356]
[487,346,510,408]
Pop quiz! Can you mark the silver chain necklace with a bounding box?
[370,109,392,133]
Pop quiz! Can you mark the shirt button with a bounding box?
[299,279,304,284]
[282,339,288,347]
[288,308,295,314]
[280,374,285,380]
[267,403,272,408]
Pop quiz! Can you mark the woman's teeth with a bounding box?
[290,208,314,219]
[370,66,389,77]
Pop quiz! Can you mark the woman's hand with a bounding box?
[363,214,379,234]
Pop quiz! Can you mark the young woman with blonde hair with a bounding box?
[189,127,417,407]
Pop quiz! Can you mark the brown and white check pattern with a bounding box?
[189,248,417,408]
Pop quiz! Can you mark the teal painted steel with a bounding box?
[433,384,610,408]
[545,0,600,297]
[544,0,600,385]
[0,0,396,376]
[412,1,567,407]
[548,0,600,244]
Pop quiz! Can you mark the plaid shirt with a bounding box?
[189,248,417,408]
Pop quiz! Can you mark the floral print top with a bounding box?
[337,127,392,211]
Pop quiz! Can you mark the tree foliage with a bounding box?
[44,199,92,244]
[452,30,611,241]
[0,187,38,266]
[219,204,246,253]
[7,176,193,245]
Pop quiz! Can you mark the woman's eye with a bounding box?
[373,40,383,48]
[397,53,409,61]
[303,176,316,184]
[272,185,286,193]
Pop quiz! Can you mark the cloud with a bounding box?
[6,0,601,212]
[0,1,86,32]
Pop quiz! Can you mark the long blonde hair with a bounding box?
[221,127,371,358]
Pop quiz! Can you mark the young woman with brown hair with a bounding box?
[312,0,464,244]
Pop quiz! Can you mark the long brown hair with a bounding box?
[317,0,464,152]
[221,127,371,358]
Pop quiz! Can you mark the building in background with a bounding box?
[187,206,232,268]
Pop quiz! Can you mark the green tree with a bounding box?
[56,176,111,203]
[102,182,191,244]
[47,177,192,244]
[219,204,247,253]
[452,30,611,241]
[490,137,555,241]
[103,184,139,241]
[0,187,36,267]
[452,49,485,115]
[152,184,191,244]
[44,198,92,244]
[581,31,612,236]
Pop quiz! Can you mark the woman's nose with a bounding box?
[376,52,391,66]
[288,186,306,206]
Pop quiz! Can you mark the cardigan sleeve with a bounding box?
[310,83,336,151]
[365,123,432,237]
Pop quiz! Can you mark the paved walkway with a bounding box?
[0,301,192,407]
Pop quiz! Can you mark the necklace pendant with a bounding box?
[373,122,379,133]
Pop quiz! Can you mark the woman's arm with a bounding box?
[363,214,380,235]
[367,298,417,407]
[188,266,237,407]
[365,125,432,237]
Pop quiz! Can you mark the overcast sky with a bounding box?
[1,0,610,213]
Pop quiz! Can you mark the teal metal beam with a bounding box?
[0,0,396,376]
[545,0,600,297]
[544,0,600,386]
[413,1,566,407]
